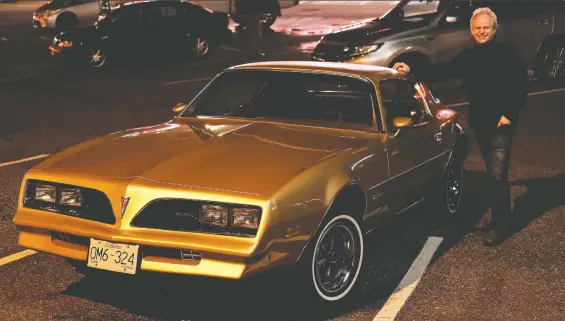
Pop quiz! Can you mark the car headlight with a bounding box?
[232,208,260,229]
[34,183,56,203]
[199,204,228,226]
[348,43,383,57]
[60,187,83,207]
[58,41,72,47]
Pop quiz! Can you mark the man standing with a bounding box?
[393,7,530,246]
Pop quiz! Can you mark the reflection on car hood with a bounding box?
[37,119,368,196]
[320,18,427,45]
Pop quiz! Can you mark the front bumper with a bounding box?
[14,208,280,280]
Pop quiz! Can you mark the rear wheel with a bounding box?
[535,40,565,85]
[192,37,210,57]
[435,151,464,217]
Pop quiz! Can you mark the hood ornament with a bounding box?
[120,197,130,218]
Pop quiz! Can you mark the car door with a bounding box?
[378,77,449,211]
[68,0,100,26]
[137,5,169,56]
[483,2,553,69]
[104,6,143,55]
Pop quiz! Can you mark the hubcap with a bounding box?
[89,49,105,67]
[446,160,463,213]
[547,46,565,79]
[313,220,360,298]
[193,38,209,56]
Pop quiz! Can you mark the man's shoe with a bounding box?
[482,229,507,247]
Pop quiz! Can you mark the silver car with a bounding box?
[33,0,125,30]
[312,0,565,83]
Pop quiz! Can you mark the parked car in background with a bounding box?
[192,0,300,29]
[33,0,121,31]
[13,60,468,305]
[312,0,565,84]
[48,0,232,68]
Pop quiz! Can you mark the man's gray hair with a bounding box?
[470,7,498,32]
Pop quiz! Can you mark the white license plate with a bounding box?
[87,238,139,275]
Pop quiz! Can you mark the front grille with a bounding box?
[23,179,116,225]
[130,199,260,237]
[312,43,349,62]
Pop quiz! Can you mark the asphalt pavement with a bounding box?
[1,2,565,321]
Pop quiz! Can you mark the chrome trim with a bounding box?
[390,150,450,181]
[395,197,425,215]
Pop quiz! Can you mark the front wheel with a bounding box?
[86,47,108,68]
[297,214,364,304]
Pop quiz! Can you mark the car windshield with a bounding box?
[379,0,445,23]
[179,70,377,127]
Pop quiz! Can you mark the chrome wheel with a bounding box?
[312,215,363,302]
[193,38,209,57]
[446,159,463,214]
[546,46,565,80]
[88,49,106,68]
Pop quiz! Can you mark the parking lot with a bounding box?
[1,1,565,321]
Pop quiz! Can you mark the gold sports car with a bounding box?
[13,61,468,304]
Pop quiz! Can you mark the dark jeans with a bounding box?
[475,125,516,231]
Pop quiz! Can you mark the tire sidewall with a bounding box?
[308,214,364,303]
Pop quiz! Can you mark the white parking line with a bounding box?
[0,250,37,267]
[448,86,565,108]
[374,236,443,321]
[0,154,50,168]
[161,77,213,86]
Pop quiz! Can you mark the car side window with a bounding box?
[140,7,164,25]
[379,79,432,130]
[159,6,178,18]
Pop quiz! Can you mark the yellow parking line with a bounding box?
[0,250,37,267]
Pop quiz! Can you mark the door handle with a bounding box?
[434,132,443,142]
[424,35,436,42]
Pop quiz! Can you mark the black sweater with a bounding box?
[420,40,530,132]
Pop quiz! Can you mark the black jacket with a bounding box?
[420,40,530,132]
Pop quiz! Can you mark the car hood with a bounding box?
[37,0,72,11]
[37,119,368,196]
[320,18,427,46]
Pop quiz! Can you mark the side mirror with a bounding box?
[446,16,459,23]
[173,103,186,114]
[393,117,415,128]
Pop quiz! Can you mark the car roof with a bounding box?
[120,0,191,8]
[228,61,405,82]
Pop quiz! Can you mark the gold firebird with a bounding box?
[13,61,468,304]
